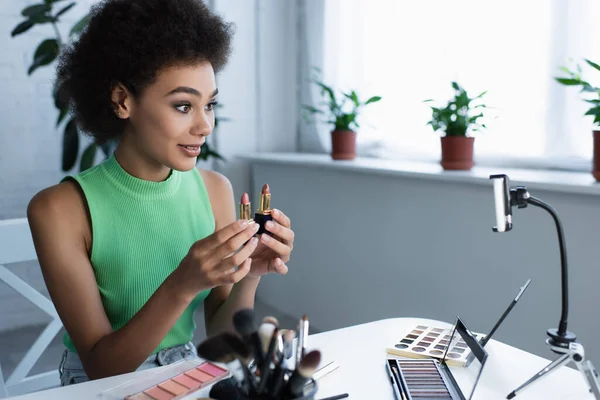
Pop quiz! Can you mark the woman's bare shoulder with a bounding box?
[27,179,91,250]
[197,168,235,230]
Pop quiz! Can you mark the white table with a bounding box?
[9,318,594,399]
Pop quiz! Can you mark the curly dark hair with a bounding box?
[56,0,234,144]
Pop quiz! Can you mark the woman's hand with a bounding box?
[172,219,260,298]
[248,209,294,277]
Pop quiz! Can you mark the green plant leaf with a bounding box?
[585,59,600,73]
[55,2,75,18]
[30,14,55,23]
[364,96,382,105]
[302,105,323,114]
[555,78,583,86]
[22,4,51,18]
[28,39,59,75]
[316,82,338,111]
[62,119,79,171]
[585,106,600,116]
[53,80,69,109]
[343,91,360,107]
[584,99,600,105]
[56,107,68,127]
[70,13,91,37]
[11,20,35,36]
[581,83,599,93]
[79,143,96,171]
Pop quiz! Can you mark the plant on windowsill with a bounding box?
[302,72,382,160]
[10,0,224,173]
[424,81,488,170]
[555,59,600,181]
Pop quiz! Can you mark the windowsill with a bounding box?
[240,152,600,196]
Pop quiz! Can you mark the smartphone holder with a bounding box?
[489,174,600,399]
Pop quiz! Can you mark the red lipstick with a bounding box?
[254,183,273,235]
[239,192,253,223]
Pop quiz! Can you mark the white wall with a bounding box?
[0,0,97,220]
[0,0,298,331]
[251,160,600,364]
[0,0,97,332]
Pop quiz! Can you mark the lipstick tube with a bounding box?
[254,183,273,235]
[239,192,254,223]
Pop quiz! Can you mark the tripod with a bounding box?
[507,339,600,399]
[489,175,600,399]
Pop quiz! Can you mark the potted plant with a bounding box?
[555,59,600,181]
[425,82,488,170]
[303,74,382,160]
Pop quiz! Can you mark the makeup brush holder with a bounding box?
[249,367,318,400]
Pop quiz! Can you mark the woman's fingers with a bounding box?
[259,232,291,260]
[210,222,260,262]
[271,209,290,228]
[220,257,252,284]
[270,258,288,275]
[264,220,294,244]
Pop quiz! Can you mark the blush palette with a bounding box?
[99,360,230,400]
[125,362,229,399]
[386,324,485,367]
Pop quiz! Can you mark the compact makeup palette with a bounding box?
[387,279,532,367]
[387,317,488,400]
[125,361,229,400]
[387,324,484,367]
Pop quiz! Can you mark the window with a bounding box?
[320,0,600,167]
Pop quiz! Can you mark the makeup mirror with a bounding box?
[440,317,488,400]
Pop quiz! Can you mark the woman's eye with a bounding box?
[206,101,218,111]
[175,104,191,113]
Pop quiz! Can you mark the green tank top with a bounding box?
[61,154,214,353]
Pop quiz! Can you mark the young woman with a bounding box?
[27,0,294,385]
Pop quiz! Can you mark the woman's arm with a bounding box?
[200,170,260,336]
[28,180,255,379]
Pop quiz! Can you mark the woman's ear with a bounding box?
[111,82,133,119]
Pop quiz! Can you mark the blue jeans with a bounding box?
[58,342,200,386]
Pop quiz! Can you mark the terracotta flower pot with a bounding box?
[331,130,357,160]
[593,130,600,181]
[440,136,475,170]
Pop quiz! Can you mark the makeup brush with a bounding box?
[283,329,296,360]
[262,316,279,327]
[256,327,279,394]
[258,321,277,355]
[295,315,309,366]
[233,308,264,366]
[286,350,321,397]
[195,332,257,395]
[208,377,248,400]
[267,332,292,398]
[196,332,250,363]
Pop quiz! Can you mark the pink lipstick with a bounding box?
[254,184,273,235]
[239,192,253,223]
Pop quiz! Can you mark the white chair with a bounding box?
[0,218,62,398]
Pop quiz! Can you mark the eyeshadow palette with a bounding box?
[386,324,485,367]
[387,317,488,400]
[387,358,462,400]
[125,361,229,399]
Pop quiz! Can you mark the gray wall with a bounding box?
[251,160,600,363]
